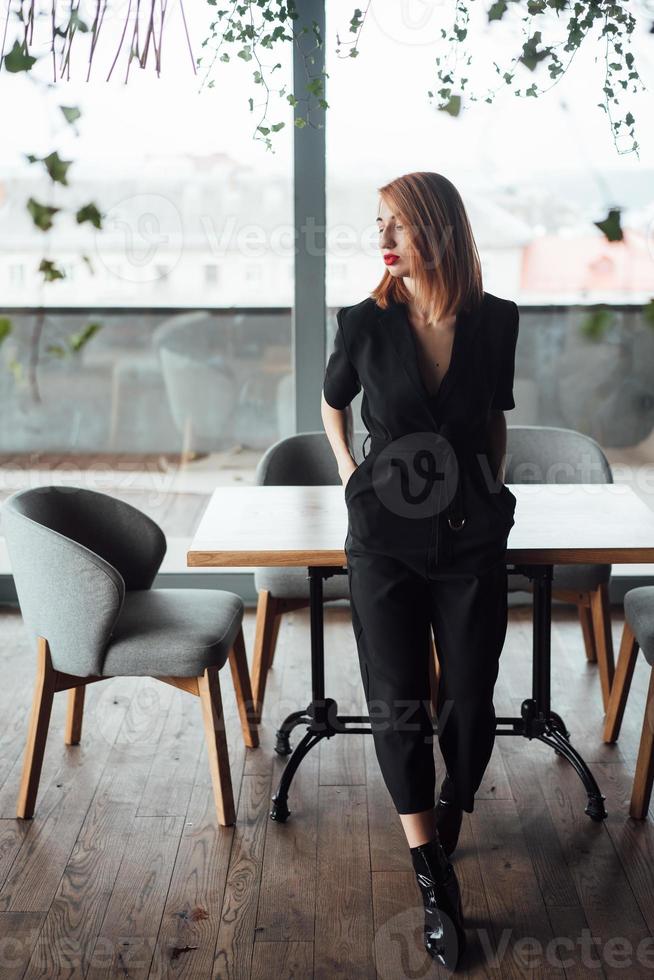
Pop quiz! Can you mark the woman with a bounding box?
[321,171,519,972]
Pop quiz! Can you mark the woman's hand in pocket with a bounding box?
[339,457,358,491]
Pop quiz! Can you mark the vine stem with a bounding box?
[179,1,194,75]
[50,0,56,82]
[28,309,44,404]
[0,0,11,64]
[106,0,132,81]
[86,0,108,83]
[141,0,159,72]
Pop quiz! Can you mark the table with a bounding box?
[188,483,654,824]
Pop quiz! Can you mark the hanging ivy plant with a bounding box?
[430,0,644,158]
[0,97,105,402]
[1,1,194,82]
[3,1,647,158]
[197,0,649,249]
[195,1,647,160]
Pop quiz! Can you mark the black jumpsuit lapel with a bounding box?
[377,300,480,426]
[377,302,437,428]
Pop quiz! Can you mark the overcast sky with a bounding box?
[0,0,652,186]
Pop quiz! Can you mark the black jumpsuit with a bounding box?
[322,291,520,814]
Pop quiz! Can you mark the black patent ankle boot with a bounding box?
[435,772,464,858]
[410,833,466,971]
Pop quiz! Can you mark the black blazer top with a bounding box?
[323,291,520,574]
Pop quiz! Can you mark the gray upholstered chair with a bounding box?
[250,431,441,721]
[603,587,654,819]
[155,312,238,459]
[1,485,258,827]
[108,310,211,451]
[505,425,615,710]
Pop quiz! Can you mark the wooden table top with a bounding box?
[187,484,654,568]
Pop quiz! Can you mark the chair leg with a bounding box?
[17,637,57,819]
[251,590,282,724]
[267,607,284,670]
[107,364,121,450]
[603,620,639,743]
[578,601,597,662]
[227,624,259,749]
[198,665,236,826]
[630,668,654,820]
[589,582,615,712]
[266,598,309,668]
[65,686,85,745]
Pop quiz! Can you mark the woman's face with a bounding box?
[376,198,410,277]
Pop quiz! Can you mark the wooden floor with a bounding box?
[1,600,653,978]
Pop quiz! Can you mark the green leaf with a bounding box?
[439,94,461,116]
[60,105,81,125]
[642,299,654,328]
[488,1,508,22]
[594,207,623,242]
[8,358,24,382]
[76,203,103,229]
[27,198,60,232]
[580,307,613,340]
[38,259,66,282]
[306,77,324,97]
[42,151,73,185]
[69,10,89,32]
[4,40,37,73]
[0,317,12,344]
[45,344,67,358]
[68,321,102,352]
[520,31,550,71]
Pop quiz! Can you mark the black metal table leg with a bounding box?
[270,565,370,822]
[495,563,607,821]
[271,561,608,823]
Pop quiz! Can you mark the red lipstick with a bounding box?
[384,254,400,265]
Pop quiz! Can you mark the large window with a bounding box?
[0,4,296,459]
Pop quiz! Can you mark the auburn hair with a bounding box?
[370,171,484,323]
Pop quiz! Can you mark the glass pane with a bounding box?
[0,5,294,465]
[325,3,654,547]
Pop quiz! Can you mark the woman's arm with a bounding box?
[321,393,358,488]
[485,409,508,484]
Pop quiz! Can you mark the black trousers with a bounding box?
[346,548,509,814]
